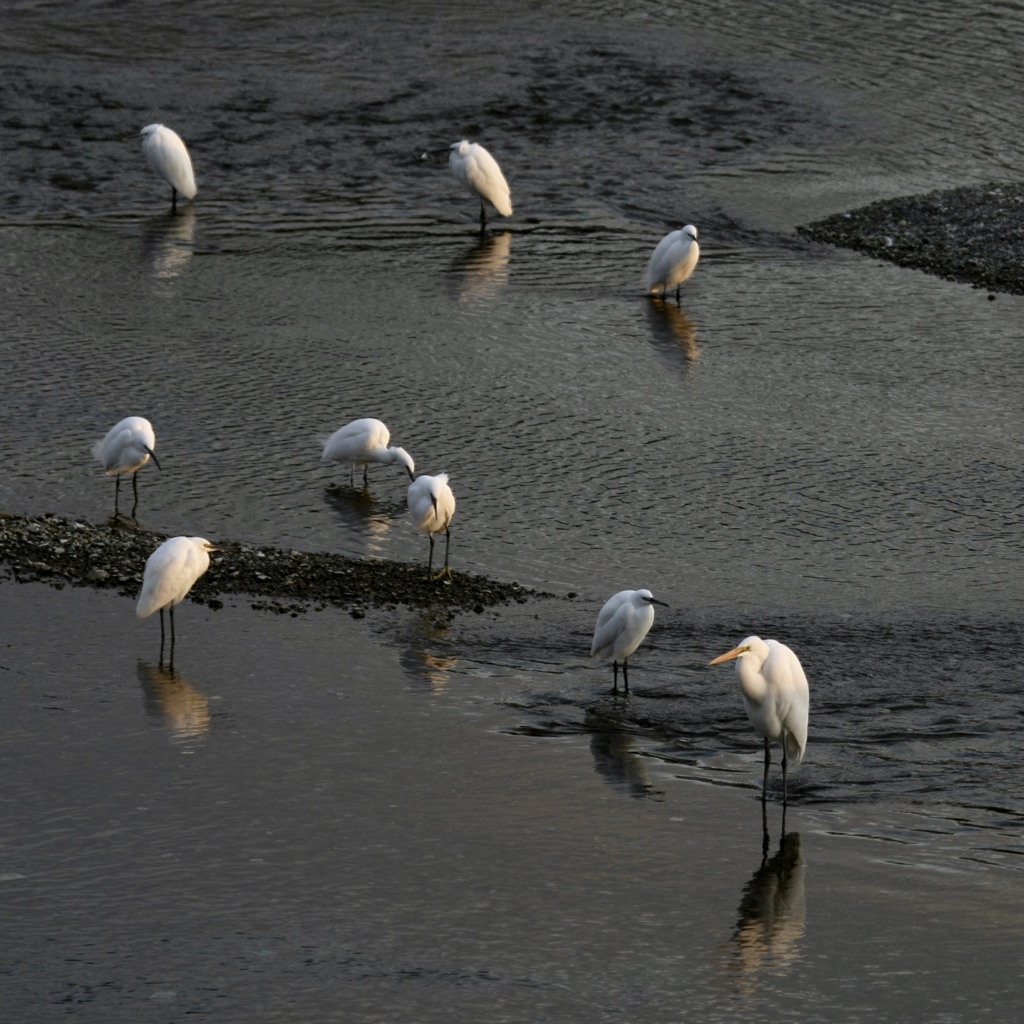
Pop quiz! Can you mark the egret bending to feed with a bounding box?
[591,589,668,693]
[447,140,513,227]
[93,416,161,519]
[708,636,809,803]
[140,124,197,212]
[321,418,415,485]
[408,473,456,579]
[137,536,218,660]
[645,225,700,301]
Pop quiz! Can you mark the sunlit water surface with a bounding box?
[1,1,1023,1020]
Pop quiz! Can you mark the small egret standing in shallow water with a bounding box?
[645,225,700,301]
[591,589,668,693]
[93,416,160,519]
[140,124,197,212]
[447,140,513,227]
[321,418,415,486]
[408,473,456,579]
[708,636,809,803]
[137,536,218,663]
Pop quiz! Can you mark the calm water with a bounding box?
[1,1,1023,1020]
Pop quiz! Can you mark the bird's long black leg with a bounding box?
[171,186,177,213]
[761,799,770,860]
[782,746,789,805]
[675,283,682,304]
[131,471,140,519]
[168,605,176,669]
[611,660,619,693]
[443,526,451,571]
[427,533,435,576]
[479,202,486,229]
[762,737,771,802]
[622,658,630,694]
[113,475,122,518]
[363,464,369,486]
[158,608,166,666]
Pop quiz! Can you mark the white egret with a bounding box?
[137,536,218,660]
[321,418,415,485]
[708,636,809,803]
[591,589,668,693]
[447,140,513,227]
[140,124,197,212]
[408,473,456,579]
[92,416,160,519]
[645,225,700,301]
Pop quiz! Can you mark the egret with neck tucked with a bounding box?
[709,636,809,803]
[321,418,415,486]
[408,473,456,580]
[591,589,668,693]
[447,140,513,228]
[644,225,700,301]
[93,415,160,519]
[140,124,197,212]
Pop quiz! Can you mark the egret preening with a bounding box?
[93,416,160,519]
[408,473,456,579]
[447,140,513,228]
[708,636,809,803]
[591,589,668,693]
[645,225,700,301]
[321,418,415,486]
[140,124,197,212]
[137,536,218,664]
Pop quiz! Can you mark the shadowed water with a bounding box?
[1,1,1023,1020]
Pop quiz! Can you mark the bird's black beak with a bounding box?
[146,447,161,470]
[647,598,669,607]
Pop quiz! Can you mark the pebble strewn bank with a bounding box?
[797,182,1024,295]
[0,512,542,615]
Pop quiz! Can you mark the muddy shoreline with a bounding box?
[0,511,546,615]
[797,182,1024,295]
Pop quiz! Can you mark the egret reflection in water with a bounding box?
[399,612,459,693]
[323,484,397,558]
[141,206,196,280]
[451,231,512,304]
[715,823,806,994]
[138,660,211,740]
[644,297,701,368]
[586,711,663,800]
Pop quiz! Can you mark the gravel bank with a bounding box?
[797,182,1024,295]
[0,512,546,615]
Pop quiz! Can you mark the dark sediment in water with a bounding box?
[797,182,1024,295]
[0,512,546,615]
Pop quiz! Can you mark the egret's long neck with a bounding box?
[736,657,768,707]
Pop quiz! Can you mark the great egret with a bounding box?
[447,140,513,227]
[591,589,668,693]
[708,636,809,803]
[92,416,160,519]
[321,418,415,485]
[408,473,456,579]
[140,124,197,212]
[137,536,218,662]
[645,225,700,301]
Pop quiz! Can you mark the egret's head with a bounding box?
[683,225,698,242]
[450,140,471,155]
[708,635,761,667]
[139,124,162,140]
[391,446,415,479]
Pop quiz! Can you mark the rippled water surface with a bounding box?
[1,1,1023,1021]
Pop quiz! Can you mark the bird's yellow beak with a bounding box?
[708,645,747,667]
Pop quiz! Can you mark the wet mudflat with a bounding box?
[2,1,1024,1021]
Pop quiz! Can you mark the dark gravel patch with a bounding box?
[0,512,548,615]
[796,182,1024,295]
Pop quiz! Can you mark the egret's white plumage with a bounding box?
[408,473,456,578]
[92,415,160,518]
[591,588,668,693]
[321,418,415,485]
[140,123,197,210]
[708,636,810,802]
[645,225,700,300]
[448,140,513,226]
[137,536,218,659]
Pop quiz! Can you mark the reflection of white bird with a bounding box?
[408,473,456,579]
[321,418,415,486]
[140,124,197,212]
[709,636,809,802]
[448,140,513,227]
[93,416,160,519]
[137,537,218,659]
[644,225,700,300]
[591,589,668,693]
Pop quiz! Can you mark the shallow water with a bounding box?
[2,1,1023,1020]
